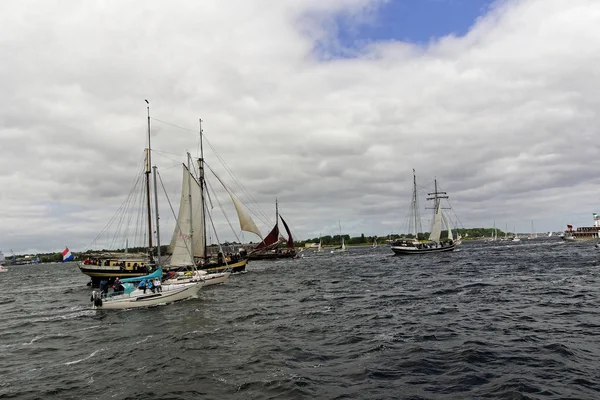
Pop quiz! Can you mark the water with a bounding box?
[1,239,599,399]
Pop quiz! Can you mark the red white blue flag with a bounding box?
[62,247,74,262]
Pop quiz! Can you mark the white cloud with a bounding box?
[1,0,600,253]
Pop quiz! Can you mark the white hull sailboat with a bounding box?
[391,170,460,255]
[331,221,347,253]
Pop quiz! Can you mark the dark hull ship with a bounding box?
[390,170,460,255]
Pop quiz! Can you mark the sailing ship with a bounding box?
[248,199,296,260]
[165,120,255,274]
[88,103,203,309]
[391,170,460,255]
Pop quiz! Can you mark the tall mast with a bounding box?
[197,118,207,259]
[426,177,449,239]
[187,152,194,265]
[153,166,161,264]
[412,169,418,237]
[145,100,153,258]
[276,198,279,225]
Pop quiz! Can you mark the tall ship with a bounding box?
[78,110,252,286]
[391,170,461,255]
[562,214,600,241]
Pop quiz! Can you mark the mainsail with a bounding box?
[169,165,206,266]
[429,201,443,243]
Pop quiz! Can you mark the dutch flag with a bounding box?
[62,247,74,262]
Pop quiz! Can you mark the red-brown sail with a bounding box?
[254,223,279,251]
[280,215,295,249]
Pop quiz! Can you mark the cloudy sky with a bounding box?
[1,0,600,254]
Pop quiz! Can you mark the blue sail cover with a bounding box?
[119,267,163,283]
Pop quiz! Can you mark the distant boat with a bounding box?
[562,214,600,242]
[527,221,537,240]
[512,225,521,242]
[316,234,323,253]
[548,231,553,237]
[372,238,378,248]
[391,170,460,255]
[249,199,296,260]
[331,220,347,253]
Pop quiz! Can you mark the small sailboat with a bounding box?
[527,221,537,239]
[331,221,347,253]
[391,170,460,255]
[512,226,521,242]
[372,238,378,248]
[315,234,323,253]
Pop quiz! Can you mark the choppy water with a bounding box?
[1,239,600,399]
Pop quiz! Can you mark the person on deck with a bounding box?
[138,279,147,294]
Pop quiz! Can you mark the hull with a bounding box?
[562,235,596,242]
[391,243,456,255]
[163,271,230,287]
[92,282,202,310]
[201,258,247,273]
[78,263,154,287]
[248,250,296,260]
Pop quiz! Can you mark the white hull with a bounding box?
[163,271,230,287]
[0,266,8,272]
[92,282,202,310]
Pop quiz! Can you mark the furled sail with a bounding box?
[169,165,206,266]
[280,215,295,249]
[212,172,262,239]
[429,201,443,243]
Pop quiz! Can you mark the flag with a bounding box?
[567,225,573,230]
[62,247,74,262]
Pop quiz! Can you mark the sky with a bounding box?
[2,0,600,254]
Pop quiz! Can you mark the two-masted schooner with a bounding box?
[391,170,460,255]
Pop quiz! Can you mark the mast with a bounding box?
[197,118,207,259]
[153,165,161,264]
[144,100,153,258]
[187,152,194,265]
[427,177,449,242]
[412,169,418,238]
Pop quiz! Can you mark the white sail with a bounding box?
[341,237,346,250]
[429,201,443,243]
[212,173,262,239]
[442,212,454,240]
[317,240,322,252]
[169,166,206,266]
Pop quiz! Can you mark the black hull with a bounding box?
[391,243,456,255]
[81,258,248,287]
[200,258,248,273]
[79,266,151,287]
[248,250,296,261]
